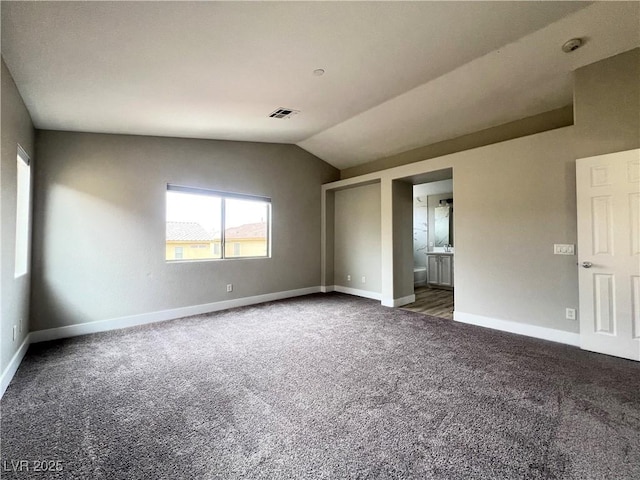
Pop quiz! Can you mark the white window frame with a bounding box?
[166,184,271,261]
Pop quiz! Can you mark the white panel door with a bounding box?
[576,149,640,361]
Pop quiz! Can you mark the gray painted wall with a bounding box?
[451,128,579,329]
[574,48,640,158]
[1,59,35,374]
[333,183,381,294]
[31,131,338,330]
[392,181,414,300]
[322,190,335,287]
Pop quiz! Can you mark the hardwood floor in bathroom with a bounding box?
[401,286,454,320]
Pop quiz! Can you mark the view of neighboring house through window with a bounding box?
[166,185,270,261]
[224,197,269,258]
[166,188,221,261]
[15,146,31,277]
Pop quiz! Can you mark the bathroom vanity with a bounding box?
[426,252,454,289]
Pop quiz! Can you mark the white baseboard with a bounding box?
[1,334,31,398]
[382,294,416,308]
[454,311,580,346]
[320,285,335,293]
[30,287,321,344]
[333,285,382,301]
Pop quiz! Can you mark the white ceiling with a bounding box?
[414,179,453,198]
[1,1,639,170]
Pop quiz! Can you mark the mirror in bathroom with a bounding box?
[435,204,453,247]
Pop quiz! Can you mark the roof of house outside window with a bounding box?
[166,222,216,242]
[225,222,267,240]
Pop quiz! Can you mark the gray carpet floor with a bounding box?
[1,293,639,479]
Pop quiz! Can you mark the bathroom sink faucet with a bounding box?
[444,244,451,252]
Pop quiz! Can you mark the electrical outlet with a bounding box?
[347,275,351,282]
[13,325,17,341]
[566,308,576,320]
[226,284,233,293]
[554,244,575,255]
[361,276,366,284]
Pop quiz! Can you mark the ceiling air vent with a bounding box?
[269,108,300,119]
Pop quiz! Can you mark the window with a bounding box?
[15,146,31,277]
[166,185,270,261]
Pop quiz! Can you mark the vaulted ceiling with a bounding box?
[2,2,638,170]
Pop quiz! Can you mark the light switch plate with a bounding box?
[554,244,575,255]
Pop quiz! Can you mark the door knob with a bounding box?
[582,261,593,268]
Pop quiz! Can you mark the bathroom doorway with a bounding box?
[402,176,454,319]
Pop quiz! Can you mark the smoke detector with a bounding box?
[562,38,583,53]
[268,108,300,119]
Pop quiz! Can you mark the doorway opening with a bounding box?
[400,170,454,319]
